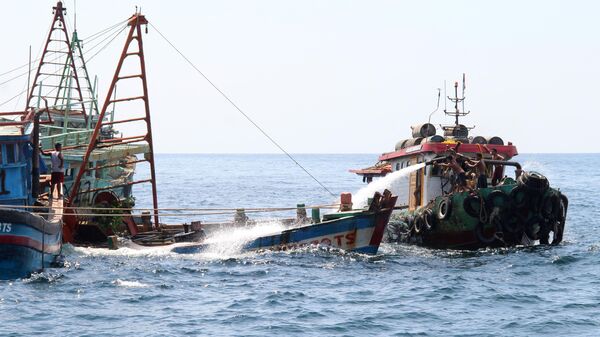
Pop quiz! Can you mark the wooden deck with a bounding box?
[47,189,64,223]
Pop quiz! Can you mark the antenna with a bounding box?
[443,75,469,126]
[443,80,447,112]
[27,46,32,99]
[74,0,77,31]
[428,88,441,124]
[461,73,466,114]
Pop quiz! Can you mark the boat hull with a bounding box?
[173,193,397,256]
[0,209,62,279]
[386,178,568,250]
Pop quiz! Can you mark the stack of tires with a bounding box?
[461,171,567,246]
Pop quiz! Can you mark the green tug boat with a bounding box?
[351,76,568,249]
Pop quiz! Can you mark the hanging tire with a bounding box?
[518,171,549,192]
[510,185,529,209]
[524,215,543,240]
[437,197,452,220]
[463,195,481,218]
[487,190,511,210]
[475,222,496,244]
[541,193,561,219]
[407,215,416,234]
[423,209,435,230]
[414,214,424,234]
[503,212,526,233]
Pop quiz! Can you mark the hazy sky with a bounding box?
[1,1,599,154]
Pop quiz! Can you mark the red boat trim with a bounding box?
[0,235,61,254]
[378,143,519,161]
[369,196,397,246]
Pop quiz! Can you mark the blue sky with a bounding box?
[1,0,598,153]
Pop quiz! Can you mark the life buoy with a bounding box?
[463,195,481,218]
[475,222,496,244]
[437,197,452,220]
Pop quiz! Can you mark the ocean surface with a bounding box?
[1,153,599,336]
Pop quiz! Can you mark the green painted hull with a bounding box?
[386,175,568,249]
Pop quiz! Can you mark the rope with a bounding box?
[35,211,303,217]
[0,18,127,107]
[85,24,128,64]
[0,204,339,211]
[148,21,336,198]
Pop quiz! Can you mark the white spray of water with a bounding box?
[68,242,175,258]
[199,221,287,258]
[69,221,288,260]
[353,163,426,208]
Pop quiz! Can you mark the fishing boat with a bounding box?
[351,76,568,249]
[62,9,398,253]
[173,190,397,255]
[23,2,153,243]
[0,111,63,279]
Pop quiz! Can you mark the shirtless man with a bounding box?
[439,151,468,192]
[486,147,506,186]
[466,153,488,189]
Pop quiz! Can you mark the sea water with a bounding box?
[0,153,599,336]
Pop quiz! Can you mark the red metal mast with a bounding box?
[67,13,160,228]
[25,1,87,123]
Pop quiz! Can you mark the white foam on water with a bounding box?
[68,242,175,258]
[112,279,149,288]
[352,162,426,208]
[198,221,287,259]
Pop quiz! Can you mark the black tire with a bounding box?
[541,193,561,219]
[524,215,543,240]
[423,209,435,230]
[414,215,424,234]
[475,222,496,244]
[518,171,549,192]
[503,212,526,233]
[510,185,529,209]
[487,190,511,210]
[437,197,452,220]
[463,195,481,218]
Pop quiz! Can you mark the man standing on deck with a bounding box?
[41,143,64,198]
[486,146,506,186]
[466,153,488,189]
[439,150,468,192]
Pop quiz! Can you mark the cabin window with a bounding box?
[6,144,16,164]
[396,163,400,171]
[87,162,93,176]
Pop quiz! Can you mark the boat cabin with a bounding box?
[0,121,34,206]
[351,78,521,210]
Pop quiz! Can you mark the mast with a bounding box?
[443,74,469,126]
[67,12,160,228]
[26,1,88,124]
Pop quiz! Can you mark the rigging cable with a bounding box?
[148,22,336,198]
[0,19,127,109]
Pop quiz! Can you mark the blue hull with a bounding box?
[173,192,397,256]
[0,209,62,280]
